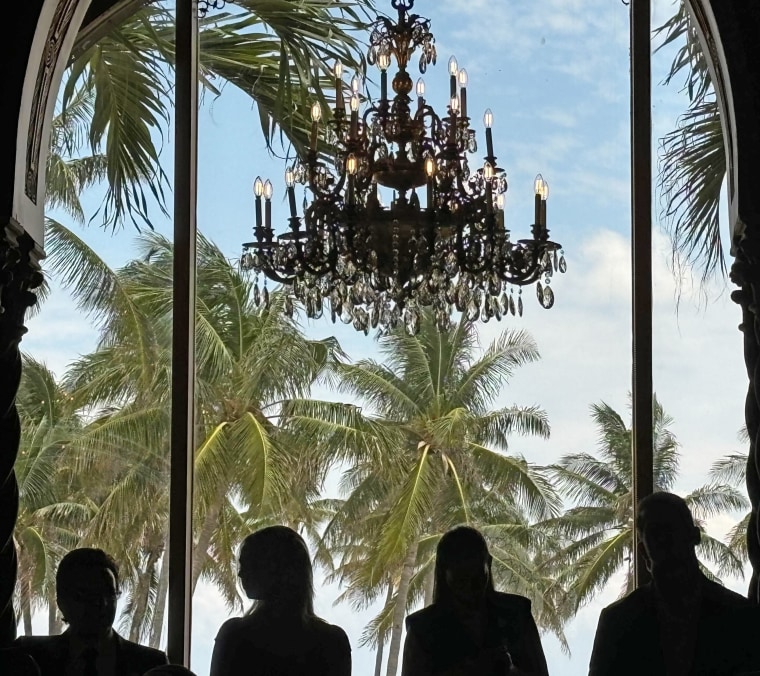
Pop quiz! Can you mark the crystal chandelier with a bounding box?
[241,0,565,335]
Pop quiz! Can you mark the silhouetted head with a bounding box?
[238,526,314,618]
[56,548,121,639]
[143,666,197,676]
[433,526,494,608]
[637,492,700,577]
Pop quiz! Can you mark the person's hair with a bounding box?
[143,667,197,676]
[56,548,120,596]
[239,525,314,619]
[636,491,695,532]
[432,526,495,605]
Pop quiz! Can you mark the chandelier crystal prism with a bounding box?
[241,0,566,335]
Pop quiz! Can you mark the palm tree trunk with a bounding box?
[129,548,161,643]
[385,541,418,676]
[424,566,434,607]
[374,581,395,676]
[47,590,60,635]
[191,495,223,593]
[22,602,32,636]
[149,552,170,648]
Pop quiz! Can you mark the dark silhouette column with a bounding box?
[731,240,760,601]
[0,230,43,645]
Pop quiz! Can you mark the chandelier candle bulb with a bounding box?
[449,99,458,143]
[540,180,549,227]
[378,52,391,101]
[310,101,321,148]
[334,61,344,110]
[285,169,297,218]
[263,179,273,229]
[458,69,468,118]
[497,193,505,229]
[534,174,544,226]
[484,108,494,158]
[416,78,426,111]
[346,153,358,204]
[253,176,264,229]
[448,55,458,98]
[425,156,436,207]
[350,93,360,137]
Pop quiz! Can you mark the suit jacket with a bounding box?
[0,647,41,675]
[402,592,549,676]
[13,630,168,676]
[588,576,760,676]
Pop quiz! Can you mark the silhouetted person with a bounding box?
[0,647,41,674]
[401,526,549,676]
[143,666,197,676]
[589,491,760,676]
[210,525,351,676]
[13,547,168,675]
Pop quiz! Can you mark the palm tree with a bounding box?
[13,357,90,636]
[547,396,748,611]
[56,0,374,230]
[708,443,751,564]
[656,2,725,283]
[38,223,347,644]
[284,313,568,675]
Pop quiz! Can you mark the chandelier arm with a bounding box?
[258,265,297,285]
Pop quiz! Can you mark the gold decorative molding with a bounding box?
[25,0,80,204]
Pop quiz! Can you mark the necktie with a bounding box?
[82,646,99,676]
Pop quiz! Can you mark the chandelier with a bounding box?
[241,0,565,335]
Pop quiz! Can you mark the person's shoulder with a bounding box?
[214,616,249,641]
[405,603,441,632]
[13,635,58,649]
[599,585,651,621]
[702,577,753,608]
[492,591,533,614]
[12,634,66,657]
[115,633,168,667]
[311,617,350,647]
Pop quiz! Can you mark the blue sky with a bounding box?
[23,1,751,674]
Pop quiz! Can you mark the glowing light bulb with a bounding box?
[448,55,458,76]
[450,96,460,114]
[285,169,295,188]
[484,162,494,180]
[425,156,436,177]
[351,74,362,94]
[534,173,545,196]
[311,101,322,122]
[458,69,469,87]
[378,53,391,71]
[416,78,426,97]
[540,180,550,201]
[263,179,273,200]
[253,176,264,197]
[346,153,359,175]
[351,93,361,112]
[334,60,343,79]
[484,109,494,128]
